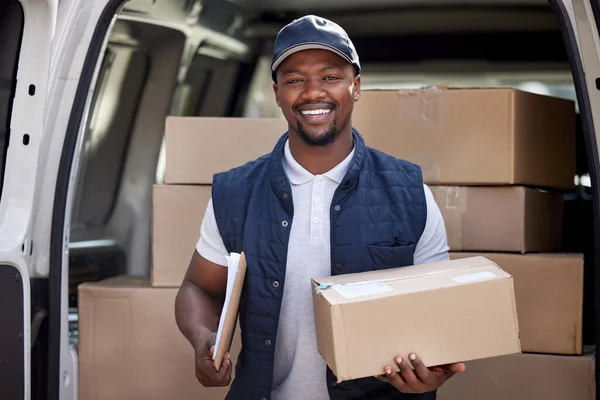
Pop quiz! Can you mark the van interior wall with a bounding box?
[68,39,150,305]
[68,0,260,306]
[564,119,595,346]
[72,46,149,229]
[101,23,186,277]
[69,21,186,298]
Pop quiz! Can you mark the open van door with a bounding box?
[0,0,128,399]
[0,1,57,399]
[554,0,600,393]
[5,0,253,398]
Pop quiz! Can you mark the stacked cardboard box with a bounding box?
[353,88,592,397]
[437,350,595,400]
[77,276,243,400]
[353,88,576,188]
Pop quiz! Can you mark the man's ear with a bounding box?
[273,83,282,107]
[352,75,361,102]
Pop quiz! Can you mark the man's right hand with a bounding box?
[175,251,231,387]
[194,332,233,387]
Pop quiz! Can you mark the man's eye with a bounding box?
[324,76,341,81]
[287,79,302,84]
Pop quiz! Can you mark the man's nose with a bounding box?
[302,77,326,100]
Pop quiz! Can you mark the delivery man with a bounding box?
[175,14,465,400]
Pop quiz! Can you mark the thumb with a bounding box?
[447,362,466,373]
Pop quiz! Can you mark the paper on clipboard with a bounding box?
[213,252,247,370]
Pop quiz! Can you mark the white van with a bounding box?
[1,0,599,398]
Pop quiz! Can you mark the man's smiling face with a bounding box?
[273,49,361,147]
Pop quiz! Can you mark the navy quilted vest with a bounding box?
[212,129,433,400]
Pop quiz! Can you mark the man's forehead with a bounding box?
[278,49,351,72]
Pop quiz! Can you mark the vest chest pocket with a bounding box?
[367,242,415,270]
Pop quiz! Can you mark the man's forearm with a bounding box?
[175,279,223,348]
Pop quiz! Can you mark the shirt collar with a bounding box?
[282,138,355,186]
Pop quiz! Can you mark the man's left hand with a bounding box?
[376,353,465,394]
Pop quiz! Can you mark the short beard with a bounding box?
[296,119,339,147]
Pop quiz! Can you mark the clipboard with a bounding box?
[213,252,247,370]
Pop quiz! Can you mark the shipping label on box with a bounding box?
[311,257,521,382]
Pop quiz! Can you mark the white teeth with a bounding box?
[301,109,331,116]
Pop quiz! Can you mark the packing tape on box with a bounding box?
[396,85,448,126]
[430,186,468,251]
[395,84,457,183]
[436,186,466,211]
[315,263,490,296]
[419,156,440,183]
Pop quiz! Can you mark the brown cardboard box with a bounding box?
[311,256,521,382]
[429,186,564,253]
[352,88,576,188]
[450,252,584,355]
[78,276,241,400]
[438,352,595,400]
[165,117,287,184]
[151,184,211,287]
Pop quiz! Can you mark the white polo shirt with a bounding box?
[196,139,450,400]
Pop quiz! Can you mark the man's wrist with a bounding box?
[192,327,215,350]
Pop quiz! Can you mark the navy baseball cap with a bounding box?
[271,15,361,81]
